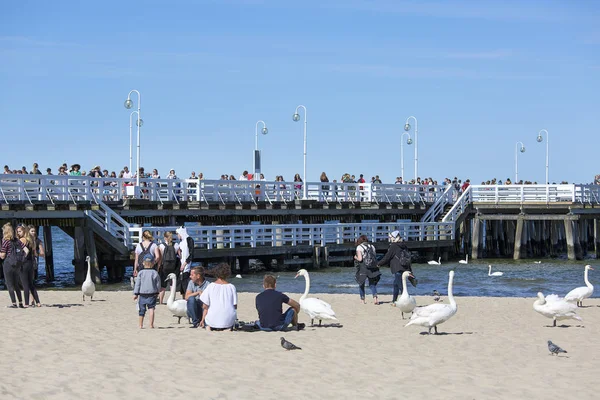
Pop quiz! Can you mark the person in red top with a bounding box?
[461,179,470,192]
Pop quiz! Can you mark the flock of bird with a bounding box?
[80,255,594,355]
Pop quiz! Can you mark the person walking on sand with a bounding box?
[377,230,414,304]
[0,223,29,308]
[133,254,161,329]
[354,235,381,304]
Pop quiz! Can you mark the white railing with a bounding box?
[84,199,133,248]
[470,184,579,204]
[442,185,473,222]
[420,185,456,222]
[0,175,445,204]
[129,221,456,249]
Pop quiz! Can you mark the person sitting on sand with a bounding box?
[199,263,237,331]
[186,266,210,328]
[133,254,161,329]
[255,274,304,331]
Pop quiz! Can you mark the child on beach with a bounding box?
[133,254,161,329]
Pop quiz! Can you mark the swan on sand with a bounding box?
[81,256,95,301]
[564,265,594,307]
[533,292,582,327]
[166,273,189,324]
[295,269,337,326]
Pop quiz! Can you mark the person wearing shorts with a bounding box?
[133,254,161,329]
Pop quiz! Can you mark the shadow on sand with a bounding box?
[309,323,343,329]
[43,304,85,309]
[545,324,584,328]
[419,331,474,336]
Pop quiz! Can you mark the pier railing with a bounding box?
[129,221,456,249]
[470,184,583,204]
[0,175,445,204]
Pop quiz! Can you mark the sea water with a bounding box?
[22,227,599,298]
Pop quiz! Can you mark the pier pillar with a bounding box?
[471,218,480,260]
[595,219,600,258]
[42,226,55,282]
[73,226,87,284]
[564,219,576,261]
[238,257,250,274]
[513,218,524,260]
[313,246,321,269]
[323,246,330,268]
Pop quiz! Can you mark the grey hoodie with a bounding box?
[134,268,160,295]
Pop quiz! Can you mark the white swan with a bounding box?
[235,274,242,279]
[565,265,594,307]
[458,255,468,265]
[405,270,457,334]
[533,292,582,327]
[81,256,95,301]
[394,271,417,319]
[534,261,542,264]
[295,269,337,326]
[488,265,503,277]
[428,257,441,265]
[166,273,189,324]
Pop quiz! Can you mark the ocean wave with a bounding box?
[328,283,359,288]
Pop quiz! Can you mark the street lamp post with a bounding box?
[254,120,268,181]
[124,90,141,187]
[404,116,418,181]
[536,129,549,184]
[128,111,143,173]
[515,141,525,183]
[292,105,307,200]
[400,132,412,181]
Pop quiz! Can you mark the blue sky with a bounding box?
[1,0,598,184]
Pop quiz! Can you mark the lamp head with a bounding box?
[520,145,525,153]
[536,135,543,143]
[404,123,411,132]
[261,127,268,135]
[293,113,300,122]
[124,99,133,109]
[407,138,413,145]
[136,118,144,127]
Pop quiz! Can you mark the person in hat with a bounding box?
[69,164,82,176]
[377,230,414,304]
[133,253,161,329]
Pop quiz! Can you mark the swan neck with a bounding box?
[401,273,408,293]
[301,274,310,301]
[86,259,92,281]
[448,273,456,307]
[585,268,592,288]
[169,276,177,302]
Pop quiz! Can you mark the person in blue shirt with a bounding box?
[255,275,304,331]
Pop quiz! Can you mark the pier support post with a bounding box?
[595,219,600,259]
[238,257,250,274]
[73,225,87,284]
[513,217,524,260]
[313,246,321,269]
[42,226,55,282]
[564,219,576,261]
[471,218,480,260]
[85,226,101,284]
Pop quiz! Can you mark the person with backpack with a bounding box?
[0,223,29,308]
[158,231,179,304]
[176,226,194,297]
[377,230,414,304]
[354,235,381,304]
[134,230,161,278]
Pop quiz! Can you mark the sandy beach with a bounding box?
[0,290,598,400]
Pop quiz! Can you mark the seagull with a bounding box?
[280,337,302,351]
[235,274,242,279]
[433,290,441,302]
[547,340,567,356]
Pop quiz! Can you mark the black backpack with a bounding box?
[162,243,177,273]
[137,242,154,271]
[186,236,194,263]
[396,248,412,269]
[6,239,25,268]
[361,244,377,270]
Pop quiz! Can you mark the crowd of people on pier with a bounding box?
[0,223,44,308]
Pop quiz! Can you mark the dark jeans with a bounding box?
[392,272,403,302]
[3,263,22,304]
[187,296,203,325]
[21,259,40,306]
[359,278,378,299]
[258,308,296,331]
[179,271,190,297]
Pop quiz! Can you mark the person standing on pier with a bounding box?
[176,227,194,297]
[0,223,29,308]
[354,235,381,304]
[377,231,413,304]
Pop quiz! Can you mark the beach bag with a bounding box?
[361,244,377,270]
[6,239,25,268]
[162,243,177,273]
[137,242,154,271]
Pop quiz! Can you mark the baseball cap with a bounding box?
[143,254,154,262]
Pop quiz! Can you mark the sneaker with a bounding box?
[295,323,306,331]
[190,323,199,329]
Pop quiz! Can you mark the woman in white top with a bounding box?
[199,263,237,331]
